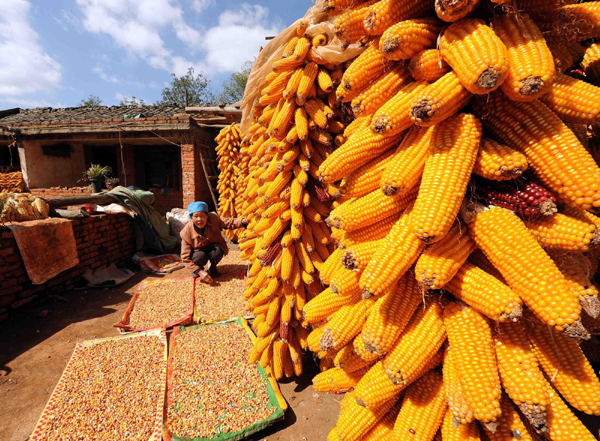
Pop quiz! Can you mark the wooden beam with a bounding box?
[185,106,241,114]
[43,194,115,209]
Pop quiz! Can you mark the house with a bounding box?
[0,103,242,214]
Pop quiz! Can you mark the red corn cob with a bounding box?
[474,178,558,219]
[261,238,283,266]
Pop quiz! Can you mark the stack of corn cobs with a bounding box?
[216,124,245,241]
[236,0,600,439]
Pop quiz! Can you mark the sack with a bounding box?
[240,2,366,133]
[0,193,49,223]
[166,208,190,245]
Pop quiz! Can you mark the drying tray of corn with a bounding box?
[115,277,195,333]
[30,329,167,441]
[193,271,254,324]
[163,318,286,441]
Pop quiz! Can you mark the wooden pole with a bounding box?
[43,194,115,209]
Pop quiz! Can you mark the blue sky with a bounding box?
[0,0,311,109]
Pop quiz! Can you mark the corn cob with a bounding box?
[317,127,405,184]
[380,18,443,61]
[435,0,480,22]
[441,410,481,441]
[312,366,371,393]
[582,43,600,86]
[465,204,583,335]
[363,403,401,441]
[334,0,379,45]
[409,49,450,82]
[331,267,362,297]
[443,345,474,427]
[410,113,482,243]
[336,42,390,103]
[339,213,400,248]
[363,0,435,36]
[340,149,395,198]
[360,204,426,298]
[472,138,528,181]
[335,395,399,441]
[538,72,600,124]
[303,288,360,323]
[525,212,600,253]
[493,321,548,433]
[492,12,556,101]
[443,302,502,427]
[558,2,600,42]
[415,220,476,289]
[334,344,376,373]
[525,310,600,415]
[410,71,473,127]
[439,19,509,95]
[351,64,412,116]
[297,62,319,105]
[371,81,429,135]
[484,395,533,441]
[342,238,384,271]
[472,92,600,212]
[361,274,423,357]
[380,126,434,196]
[389,370,446,441]
[319,297,374,351]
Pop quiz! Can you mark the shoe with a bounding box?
[209,267,221,278]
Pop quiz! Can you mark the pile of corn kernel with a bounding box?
[167,323,276,438]
[195,272,252,322]
[35,335,165,441]
[128,278,193,329]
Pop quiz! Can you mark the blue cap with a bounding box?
[188,201,209,214]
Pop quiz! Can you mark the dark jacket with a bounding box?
[180,212,243,271]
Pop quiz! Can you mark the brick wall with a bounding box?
[0,214,135,322]
[29,187,183,216]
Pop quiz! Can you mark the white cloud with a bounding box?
[191,0,215,13]
[0,0,62,96]
[199,4,280,74]
[93,65,119,83]
[1,97,63,108]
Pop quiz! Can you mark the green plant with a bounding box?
[84,164,112,180]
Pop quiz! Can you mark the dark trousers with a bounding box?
[191,244,224,273]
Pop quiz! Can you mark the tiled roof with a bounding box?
[0,104,188,125]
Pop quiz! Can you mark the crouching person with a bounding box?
[180,201,248,283]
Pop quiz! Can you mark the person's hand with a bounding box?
[241,217,249,227]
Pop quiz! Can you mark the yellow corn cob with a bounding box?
[473,137,528,181]
[371,80,429,135]
[567,122,589,150]
[295,107,309,141]
[415,220,476,289]
[345,114,372,138]
[361,274,423,356]
[538,72,600,124]
[389,370,446,441]
[341,149,395,198]
[443,302,502,426]
[266,295,282,327]
[549,250,600,319]
[334,344,377,373]
[441,411,481,441]
[439,19,509,94]
[445,261,523,322]
[336,42,390,103]
[335,394,399,441]
[410,113,482,243]
[272,339,287,379]
[272,55,305,74]
[281,243,295,282]
[435,0,480,22]
[360,204,426,298]
[525,310,600,415]
[466,204,582,334]
[363,0,435,36]
[409,49,450,82]
[483,395,533,441]
[303,288,360,323]
[471,92,600,212]
[582,43,600,86]
[334,0,379,45]
[331,185,419,232]
[342,239,384,272]
[540,375,598,441]
[339,213,400,248]
[363,403,401,441]
[493,321,548,433]
[410,71,472,127]
[320,297,374,352]
[559,2,600,42]
[351,64,412,116]
[492,12,556,101]
[284,67,305,99]
[380,18,442,61]
[320,248,344,286]
[297,62,319,105]
[443,346,474,427]
[381,125,434,198]
[525,212,600,253]
[353,333,381,363]
[317,68,334,93]
[312,366,371,393]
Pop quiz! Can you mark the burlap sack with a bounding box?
[240,0,367,134]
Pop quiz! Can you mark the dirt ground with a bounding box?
[0,250,341,441]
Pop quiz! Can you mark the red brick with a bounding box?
[11,295,38,309]
[0,294,15,307]
[2,278,18,289]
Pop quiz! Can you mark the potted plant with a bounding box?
[84,164,112,193]
[105,177,119,191]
